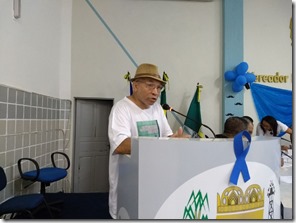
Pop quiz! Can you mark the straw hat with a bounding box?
[130,63,166,84]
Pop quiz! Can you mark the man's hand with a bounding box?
[171,127,191,138]
[114,138,131,155]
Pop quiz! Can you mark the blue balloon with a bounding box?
[224,61,253,92]
[232,82,244,92]
[224,71,237,81]
[236,62,249,75]
[246,73,256,83]
[235,75,247,86]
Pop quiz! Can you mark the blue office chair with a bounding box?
[17,152,70,214]
[0,166,53,219]
[17,152,70,194]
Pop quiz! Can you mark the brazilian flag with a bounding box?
[184,84,204,137]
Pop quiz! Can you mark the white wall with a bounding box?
[71,0,223,133]
[244,0,292,129]
[0,0,72,99]
[71,0,292,135]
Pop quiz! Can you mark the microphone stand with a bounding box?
[281,138,292,143]
[201,123,216,138]
[281,151,292,160]
[170,109,216,138]
[170,112,193,136]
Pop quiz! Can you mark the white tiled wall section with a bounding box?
[0,84,72,202]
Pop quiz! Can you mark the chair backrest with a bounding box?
[0,166,7,191]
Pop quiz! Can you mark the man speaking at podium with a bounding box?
[108,63,188,219]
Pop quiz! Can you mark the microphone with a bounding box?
[162,104,190,120]
[162,103,171,111]
[162,103,216,138]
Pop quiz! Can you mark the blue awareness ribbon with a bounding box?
[229,130,251,185]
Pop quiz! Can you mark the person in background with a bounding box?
[256,115,292,166]
[242,115,254,135]
[215,116,248,138]
[108,63,189,219]
[256,115,292,138]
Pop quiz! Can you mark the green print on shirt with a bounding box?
[137,120,160,137]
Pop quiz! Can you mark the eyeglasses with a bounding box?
[137,81,164,92]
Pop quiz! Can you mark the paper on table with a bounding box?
[280,176,292,184]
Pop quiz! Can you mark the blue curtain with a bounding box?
[250,83,292,136]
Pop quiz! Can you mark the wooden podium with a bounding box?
[117,136,282,219]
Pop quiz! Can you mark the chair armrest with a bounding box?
[51,152,70,170]
[17,158,40,182]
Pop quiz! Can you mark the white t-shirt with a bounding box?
[108,97,173,219]
[256,120,288,137]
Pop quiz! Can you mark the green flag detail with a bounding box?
[123,72,133,95]
[184,84,203,136]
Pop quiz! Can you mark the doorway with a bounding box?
[73,98,113,192]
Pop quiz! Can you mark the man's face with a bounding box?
[133,78,164,108]
[247,123,254,135]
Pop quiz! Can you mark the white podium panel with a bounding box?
[117,136,281,219]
